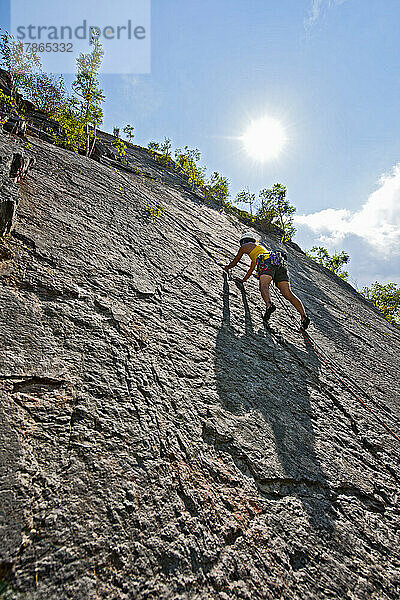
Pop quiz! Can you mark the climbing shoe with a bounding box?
[263,303,276,322]
[300,315,310,330]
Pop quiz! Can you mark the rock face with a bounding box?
[0,124,399,600]
[0,149,29,237]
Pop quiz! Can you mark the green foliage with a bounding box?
[0,89,15,113]
[144,137,296,242]
[72,34,104,126]
[54,32,105,155]
[112,137,127,158]
[52,98,86,153]
[123,124,135,141]
[113,127,120,137]
[0,29,40,102]
[147,138,233,215]
[0,29,105,157]
[0,29,72,154]
[158,138,172,165]
[145,201,164,219]
[204,171,230,204]
[159,137,172,158]
[0,88,24,124]
[148,137,174,168]
[306,246,350,280]
[0,30,12,71]
[174,146,205,189]
[20,72,66,117]
[147,140,225,198]
[256,183,296,241]
[361,282,400,324]
[0,29,67,121]
[147,141,160,151]
[235,188,256,216]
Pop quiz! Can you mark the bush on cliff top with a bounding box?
[0,28,105,156]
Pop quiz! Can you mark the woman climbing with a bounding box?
[224,232,310,329]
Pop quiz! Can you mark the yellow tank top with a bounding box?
[249,244,269,264]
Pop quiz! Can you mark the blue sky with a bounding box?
[2,1,400,288]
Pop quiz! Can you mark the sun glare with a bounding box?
[242,116,286,161]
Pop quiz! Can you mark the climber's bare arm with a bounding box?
[236,261,256,284]
[224,246,246,271]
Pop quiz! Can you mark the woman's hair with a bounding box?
[240,237,256,245]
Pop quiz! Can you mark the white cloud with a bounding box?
[295,163,400,257]
[306,0,323,28]
[305,0,349,30]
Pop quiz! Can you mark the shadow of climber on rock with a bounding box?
[214,273,335,533]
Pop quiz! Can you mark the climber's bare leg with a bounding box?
[259,274,273,306]
[276,281,306,318]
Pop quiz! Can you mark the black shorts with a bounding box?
[255,254,289,283]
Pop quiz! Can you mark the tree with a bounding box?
[112,137,127,161]
[361,282,400,324]
[20,72,66,117]
[123,124,135,142]
[204,171,230,204]
[159,137,172,158]
[147,141,160,151]
[0,29,40,104]
[71,31,105,155]
[0,28,108,159]
[174,146,205,190]
[306,246,350,280]
[235,188,256,216]
[0,88,20,125]
[148,137,173,167]
[0,29,67,126]
[52,97,87,153]
[158,137,172,166]
[257,183,296,241]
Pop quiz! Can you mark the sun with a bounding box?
[242,116,286,161]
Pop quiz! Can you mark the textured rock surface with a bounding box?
[0,149,20,236]
[0,125,399,600]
